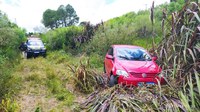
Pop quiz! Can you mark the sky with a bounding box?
[0,0,169,32]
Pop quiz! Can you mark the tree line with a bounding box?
[42,4,79,29]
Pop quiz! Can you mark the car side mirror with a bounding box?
[106,55,114,60]
[19,42,26,51]
[152,56,158,61]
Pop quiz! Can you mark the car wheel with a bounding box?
[24,52,30,59]
[24,52,27,59]
[43,53,46,58]
[109,75,117,87]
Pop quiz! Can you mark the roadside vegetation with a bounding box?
[0,0,199,111]
[0,10,26,111]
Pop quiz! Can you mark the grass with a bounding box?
[0,51,104,111]
[1,56,77,111]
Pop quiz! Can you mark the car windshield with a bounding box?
[116,48,151,61]
[27,40,44,46]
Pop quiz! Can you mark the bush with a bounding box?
[41,26,83,51]
[0,12,25,100]
[0,27,25,99]
[81,9,163,56]
[68,60,105,93]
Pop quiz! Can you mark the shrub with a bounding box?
[0,27,25,99]
[68,59,105,93]
[153,2,200,111]
[41,26,83,51]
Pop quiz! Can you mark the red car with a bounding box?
[104,45,165,86]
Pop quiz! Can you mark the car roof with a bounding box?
[28,37,41,40]
[27,37,42,42]
[112,45,144,49]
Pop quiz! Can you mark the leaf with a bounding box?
[179,92,191,112]
[187,48,196,63]
[194,70,200,95]
[188,75,195,108]
[192,12,200,23]
[181,25,185,33]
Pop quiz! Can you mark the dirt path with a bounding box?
[12,57,86,112]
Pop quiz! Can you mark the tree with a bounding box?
[64,4,79,27]
[42,4,79,29]
[42,9,58,29]
[0,11,10,28]
[57,5,67,27]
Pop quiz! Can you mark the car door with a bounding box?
[104,47,114,75]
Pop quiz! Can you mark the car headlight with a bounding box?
[41,47,46,50]
[116,70,129,77]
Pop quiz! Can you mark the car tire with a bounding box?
[43,53,46,58]
[24,52,30,59]
[24,52,27,59]
[109,75,117,87]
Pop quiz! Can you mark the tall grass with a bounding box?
[67,58,105,93]
[79,2,200,111]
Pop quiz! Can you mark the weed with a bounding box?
[68,59,105,93]
[0,97,20,112]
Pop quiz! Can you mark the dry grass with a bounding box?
[67,58,106,94]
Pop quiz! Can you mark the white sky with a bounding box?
[0,0,169,32]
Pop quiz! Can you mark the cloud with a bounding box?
[0,0,169,32]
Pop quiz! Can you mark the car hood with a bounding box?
[28,45,45,50]
[116,60,161,73]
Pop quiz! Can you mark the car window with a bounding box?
[107,47,113,56]
[27,40,44,46]
[116,48,151,61]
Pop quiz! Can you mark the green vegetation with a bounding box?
[1,1,200,111]
[42,4,79,29]
[40,26,83,51]
[0,11,26,100]
[5,56,76,111]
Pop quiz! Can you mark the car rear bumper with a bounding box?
[117,75,166,86]
[27,50,46,56]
